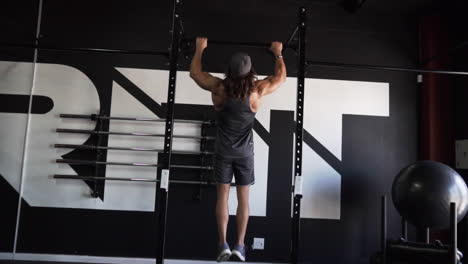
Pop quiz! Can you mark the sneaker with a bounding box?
[231,243,246,262]
[216,242,231,262]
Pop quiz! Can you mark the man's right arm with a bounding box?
[257,42,287,96]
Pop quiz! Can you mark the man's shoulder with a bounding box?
[252,79,267,96]
[212,81,225,95]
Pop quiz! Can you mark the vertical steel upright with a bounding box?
[401,218,408,240]
[156,0,182,263]
[381,196,387,264]
[92,117,105,197]
[291,6,306,264]
[424,227,430,243]
[450,202,457,264]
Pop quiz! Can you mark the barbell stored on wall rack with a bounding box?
[0,42,170,57]
[56,159,213,170]
[54,143,214,155]
[60,114,214,125]
[56,128,215,140]
[53,174,220,185]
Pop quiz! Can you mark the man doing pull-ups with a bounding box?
[190,37,286,262]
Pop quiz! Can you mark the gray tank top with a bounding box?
[215,96,256,158]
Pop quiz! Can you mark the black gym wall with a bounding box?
[454,49,468,261]
[0,0,427,263]
[450,1,468,255]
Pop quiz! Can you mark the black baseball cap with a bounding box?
[229,52,252,77]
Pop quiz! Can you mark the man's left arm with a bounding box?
[189,37,222,92]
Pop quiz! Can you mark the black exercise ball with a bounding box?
[392,160,468,229]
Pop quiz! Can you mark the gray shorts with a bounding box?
[214,154,255,186]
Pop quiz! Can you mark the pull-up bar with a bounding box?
[181,38,297,51]
[180,24,300,53]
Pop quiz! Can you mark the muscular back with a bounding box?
[211,81,263,112]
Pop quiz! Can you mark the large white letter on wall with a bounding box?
[301,79,389,219]
[0,61,35,192]
[22,63,100,208]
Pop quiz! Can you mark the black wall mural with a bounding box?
[0,176,20,252]
[0,0,422,263]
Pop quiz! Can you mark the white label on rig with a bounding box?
[417,74,423,83]
[456,140,468,169]
[294,176,303,196]
[161,169,170,190]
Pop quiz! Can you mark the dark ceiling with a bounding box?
[291,0,452,14]
[218,0,464,17]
